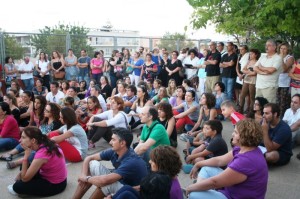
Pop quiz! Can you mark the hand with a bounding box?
[78,174,87,183]
[168,72,172,76]
[15,172,22,181]
[186,155,193,164]
[51,136,59,143]
[189,165,199,179]
[261,118,269,134]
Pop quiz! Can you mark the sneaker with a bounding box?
[180,134,188,142]
[7,184,18,196]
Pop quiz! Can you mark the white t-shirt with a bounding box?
[95,110,128,128]
[46,90,65,103]
[278,55,293,88]
[18,61,34,80]
[255,54,283,89]
[36,60,50,75]
[183,56,200,79]
[283,108,300,129]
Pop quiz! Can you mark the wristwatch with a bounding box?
[86,176,92,182]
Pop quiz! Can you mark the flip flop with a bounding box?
[0,154,12,161]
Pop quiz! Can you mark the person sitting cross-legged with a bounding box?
[72,128,148,199]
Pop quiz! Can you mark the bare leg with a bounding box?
[265,151,280,164]
[90,188,106,199]
[72,181,93,199]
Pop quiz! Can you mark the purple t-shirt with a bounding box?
[170,177,183,199]
[219,147,268,199]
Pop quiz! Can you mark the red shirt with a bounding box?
[0,115,20,141]
[230,112,245,125]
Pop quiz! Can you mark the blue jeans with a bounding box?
[22,78,34,91]
[222,77,235,100]
[65,66,78,80]
[78,67,90,84]
[189,166,226,199]
[0,138,19,150]
[15,143,35,162]
[110,75,117,89]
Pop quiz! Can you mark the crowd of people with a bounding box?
[0,38,299,198]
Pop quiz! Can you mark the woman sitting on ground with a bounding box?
[3,103,62,168]
[172,90,200,133]
[28,96,47,128]
[32,78,48,97]
[169,86,186,113]
[247,97,269,123]
[76,96,102,131]
[61,80,69,96]
[8,126,67,197]
[18,91,34,128]
[3,94,20,124]
[87,96,129,148]
[84,79,97,98]
[158,102,177,148]
[213,82,227,120]
[0,102,20,151]
[167,79,177,97]
[151,87,169,106]
[186,119,268,199]
[100,76,112,100]
[48,107,88,162]
[7,79,23,97]
[77,80,87,100]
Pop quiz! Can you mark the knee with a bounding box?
[265,151,279,163]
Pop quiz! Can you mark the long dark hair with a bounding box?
[137,86,149,107]
[41,103,61,125]
[23,126,62,157]
[34,96,47,122]
[61,107,78,129]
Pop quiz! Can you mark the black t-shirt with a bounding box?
[221,53,238,78]
[206,134,228,158]
[101,84,112,99]
[205,51,221,76]
[109,57,122,76]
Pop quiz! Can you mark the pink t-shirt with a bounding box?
[34,147,67,184]
[91,58,103,74]
[0,115,20,140]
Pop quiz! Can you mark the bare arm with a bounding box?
[134,138,156,155]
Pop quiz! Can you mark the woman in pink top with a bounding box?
[0,102,20,150]
[29,96,47,128]
[90,51,104,84]
[8,126,67,197]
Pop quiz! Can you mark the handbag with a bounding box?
[33,60,40,77]
[54,71,65,79]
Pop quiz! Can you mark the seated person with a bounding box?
[151,87,169,106]
[213,82,227,120]
[32,78,48,97]
[169,86,186,113]
[59,87,80,106]
[71,128,148,199]
[148,79,161,99]
[247,97,269,123]
[8,127,67,197]
[186,119,268,199]
[76,96,102,131]
[77,80,87,100]
[48,107,88,163]
[260,103,293,166]
[86,96,129,149]
[134,106,170,163]
[183,120,228,173]
[221,100,245,126]
[123,85,137,113]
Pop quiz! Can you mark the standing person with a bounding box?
[48,107,88,162]
[220,42,238,100]
[35,52,51,90]
[187,119,268,199]
[50,51,65,81]
[277,42,294,117]
[235,45,249,106]
[4,56,17,85]
[204,42,221,93]
[109,50,124,89]
[127,52,144,87]
[18,57,35,91]
[77,49,91,84]
[0,102,20,151]
[71,128,148,199]
[90,51,104,84]
[140,53,158,82]
[197,49,209,96]
[64,49,78,81]
[158,52,170,87]
[8,127,67,197]
[254,39,283,103]
[167,51,183,87]
[240,49,260,114]
[183,49,200,79]
[217,42,227,58]
[46,81,65,103]
[289,58,300,96]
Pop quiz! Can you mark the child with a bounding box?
[221,100,245,125]
[183,120,228,173]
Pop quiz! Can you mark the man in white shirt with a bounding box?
[283,94,300,146]
[46,81,65,103]
[18,57,34,91]
[254,39,283,103]
[90,86,107,111]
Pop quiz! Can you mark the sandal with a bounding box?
[6,161,18,170]
[0,154,13,161]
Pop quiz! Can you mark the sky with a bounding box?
[0,0,230,40]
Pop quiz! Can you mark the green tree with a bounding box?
[158,32,196,51]
[187,0,300,48]
[30,24,94,57]
[4,34,25,60]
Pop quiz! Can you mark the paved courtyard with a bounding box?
[0,120,300,199]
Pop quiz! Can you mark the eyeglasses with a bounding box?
[44,109,51,113]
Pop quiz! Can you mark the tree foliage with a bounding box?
[187,0,300,49]
[158,32,196,51]
[30,24,94,57]
[4,34,25,60]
